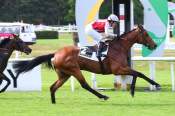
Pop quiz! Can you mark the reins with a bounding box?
[0,48,9,52]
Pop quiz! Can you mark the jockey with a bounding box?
[85,14,119,58]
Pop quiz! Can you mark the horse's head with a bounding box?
[13,36,32,55]
[136,25,157,50]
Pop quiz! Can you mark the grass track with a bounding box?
[1,34,175,116]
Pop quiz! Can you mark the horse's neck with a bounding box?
[5,49,14,59]
[0,40,15,61]
[119,31,138,50]
[3,44,15,57]
[0,48,13,65]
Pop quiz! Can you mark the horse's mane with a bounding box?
[120,28,136,38]
[110,28,137,44]
[0,39,11,47]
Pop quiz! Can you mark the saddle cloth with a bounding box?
[79,45,108,61]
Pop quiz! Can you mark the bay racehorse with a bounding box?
[13,25,160,104]
[0,37,32,92]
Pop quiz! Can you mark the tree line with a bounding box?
[0,0,174,25]
[0,0,72,25]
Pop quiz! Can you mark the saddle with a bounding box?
[79,43,108,61]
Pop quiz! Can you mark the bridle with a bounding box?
[136,26,151,48]
[0,48,8,52]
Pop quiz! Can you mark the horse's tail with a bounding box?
[13,53,54,75]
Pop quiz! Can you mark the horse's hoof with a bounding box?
[131,94,135,98]
[0,90,5,93]
[0,88,7,93]
[156,85,161,90]
[52,101,56,104]
[100,95,109,100]
[130,91,135,98]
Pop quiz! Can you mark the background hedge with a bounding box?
[35,31,58,39]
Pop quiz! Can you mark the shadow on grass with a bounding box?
[87,101,175,107]
[96,84,174,93]
[106,103,175,107]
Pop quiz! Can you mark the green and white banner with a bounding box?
[140,0,168,57]
[168,2,175,38]
[75,0,104,46]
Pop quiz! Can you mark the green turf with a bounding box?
[0,68,175,116]
[1,34,175,116]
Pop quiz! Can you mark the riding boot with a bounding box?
[97,41,105,74]
[96,41,105,58]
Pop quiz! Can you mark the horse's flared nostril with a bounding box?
[154,44,157,49]
[29,49,32,53]
[25,48,32,54]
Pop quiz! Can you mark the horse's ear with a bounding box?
[138,24,142,28]
[135,25,140,31]
[137,24,144,31]
[13,34,19,40]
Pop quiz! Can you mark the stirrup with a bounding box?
[96,51,101,57]
[96,49,102,58]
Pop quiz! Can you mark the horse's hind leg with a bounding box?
[72,69,109,100]
[50,70,70,104]
[0,73,11,93]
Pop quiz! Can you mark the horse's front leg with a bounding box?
[0,72,3,85]
[115,67,161,97]
[129,69,161,96]
[0,79,3,85]
[131,69,161,90]
[0,73,11,93]
[130,76,136,97]
[128,69,161,92]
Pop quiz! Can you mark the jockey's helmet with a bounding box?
[107,14,119,22]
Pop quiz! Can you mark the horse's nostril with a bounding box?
[154,44,157,49]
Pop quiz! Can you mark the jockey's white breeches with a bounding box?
[85,23,103,43]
